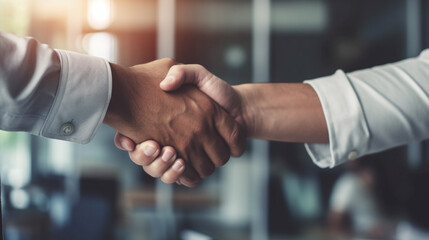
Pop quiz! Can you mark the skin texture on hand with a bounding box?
[104,59,246,187]
[161,65,247,129]
[115,63,328,186]
[161,64,328,143]
[114,64,249,186]
[114,134,187,184]
[158,64,328,142]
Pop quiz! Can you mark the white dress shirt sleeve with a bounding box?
[0,32,111,144]
[304,49,429,168]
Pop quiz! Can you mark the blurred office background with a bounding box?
[1,0,429,239]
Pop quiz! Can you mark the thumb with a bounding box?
[114,132,136,151]
[160,64,211,91]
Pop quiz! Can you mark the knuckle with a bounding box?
[194,64,206,71]
[181,176,200,188]
[192,121,205,136]
[161,175,176,184]
[130,152,147,166]
[161,57,177,67]
[143,167,162,178]
[169,64,182,73]
[230,126,240,145]
[143,155,156,166]
[151,172,162,178]
[134,147,154,166]
[214,153,230,167]
[229,125,245,157]
[150,171,162,178]
[199,164,215,178]
[186,180,200,188]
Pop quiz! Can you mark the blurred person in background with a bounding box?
[327,158,392,239]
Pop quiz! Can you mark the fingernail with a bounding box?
[162,150,174,162]
[144,144,157,156]
[161,76,174,87]
[120,139,133,151]
[172,161,183,171]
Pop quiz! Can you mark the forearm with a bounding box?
[235,83,328,143]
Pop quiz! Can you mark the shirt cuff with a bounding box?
[41,50,112,144]
[303,70,370,168]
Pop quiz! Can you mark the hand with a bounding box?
[104,59,246,187]
[115,138,186,184]
[160,64,247,128]
[115,64,250,185]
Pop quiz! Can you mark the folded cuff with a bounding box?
[304,70,370,168]
[41,50,112,144]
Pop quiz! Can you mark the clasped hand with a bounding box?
[104,59,247,187]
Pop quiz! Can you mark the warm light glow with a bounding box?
[82,32,117,62]
[88,0,112,30]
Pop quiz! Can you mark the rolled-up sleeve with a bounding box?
[0,32,111,144]
[304,70,370,168]
[304,49,429,168]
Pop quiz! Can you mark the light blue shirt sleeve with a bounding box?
[304,49,429,168]
[0,32,112,144]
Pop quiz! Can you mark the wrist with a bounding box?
[233,84,258,138]
[103,63,132,127]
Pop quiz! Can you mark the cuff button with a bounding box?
[60,123,74,136]
[348,151,358,160]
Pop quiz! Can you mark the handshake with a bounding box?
[103,58,250,188]
[104,59,328,187]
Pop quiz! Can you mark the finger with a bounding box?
[161,65,238,116]
[203,129,231,167]
[160,159,186,184]
[160,65,211,91]
[142,146,177,178]
[214,108,247,157]
[114,132,136,151]
[178,165,201,188]
[129,141,161,166]
[189,148,215,178]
